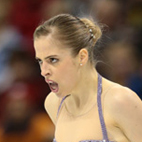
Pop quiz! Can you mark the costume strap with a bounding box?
[56,95,70,118]
[97,74,109,141]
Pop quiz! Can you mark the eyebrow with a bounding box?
[35,55,58,60]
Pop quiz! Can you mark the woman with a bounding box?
[33,14,142,142]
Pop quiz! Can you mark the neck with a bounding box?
[64,66,98,117]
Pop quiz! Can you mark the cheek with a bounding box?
[56,60,79,86]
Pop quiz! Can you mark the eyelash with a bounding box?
[49,58,58,63]
[37,58,58,65]
[37,59,42,65]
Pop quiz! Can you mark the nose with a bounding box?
[40,62,51,77]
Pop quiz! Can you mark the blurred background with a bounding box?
[0,0,142,141]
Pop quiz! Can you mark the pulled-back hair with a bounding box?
[33,14,102,64]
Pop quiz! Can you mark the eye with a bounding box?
[36,59,42,65]
[49,58,58,64]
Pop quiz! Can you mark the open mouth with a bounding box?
[46,80,59,93]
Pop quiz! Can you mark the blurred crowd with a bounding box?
[0,0,142,142]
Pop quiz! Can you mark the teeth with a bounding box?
[52,86,56,90]
[48,81,53,83]
[46,80,58,92]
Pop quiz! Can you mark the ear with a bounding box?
[78,48,88,65]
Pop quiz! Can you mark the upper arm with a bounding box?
[108,86,142,142]
[44,92,60,125]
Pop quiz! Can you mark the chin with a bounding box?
[54,91,64,98]
[57,90,70,98]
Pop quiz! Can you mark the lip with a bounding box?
[45,79,54,84]
[45,79,59,93]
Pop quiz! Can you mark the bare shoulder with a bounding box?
[105,83,142,112]
[104,81,142,141]
[44,92,61,124]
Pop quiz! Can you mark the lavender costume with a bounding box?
[53,74,115,142]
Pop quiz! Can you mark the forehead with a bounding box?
[34,35,72,58]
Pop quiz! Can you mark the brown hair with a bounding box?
[33,14,102,64]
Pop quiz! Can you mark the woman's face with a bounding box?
[34,35,81,98]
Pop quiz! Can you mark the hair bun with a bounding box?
[80,18,102,44]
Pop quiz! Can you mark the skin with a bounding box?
[34,34,142,142]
